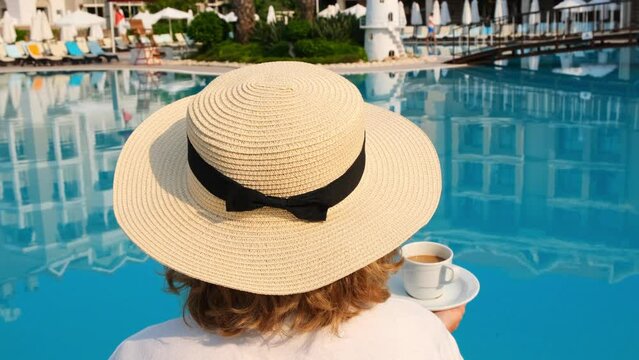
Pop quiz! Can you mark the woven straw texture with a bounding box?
[113,62,442,295]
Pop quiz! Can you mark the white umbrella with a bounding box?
[222,12,237,23]
[462,0,472,25]
[187,9,194,25]
[40,11,54,40]
[343,4,367,18]
[471,0,480,23]
[318,5,337,18]
[60,23,77,41]
[89,24,104,40]
[432,0,441,25]
[153,7,193,37]
[30,12,43,42]
[267,5,276,24]
[494,0,504,19]
[440,1,451,25]
[410,2,423,25]
[132,10,159,30]
[529,0,540,25]
[154,7,193,20]
[398,2,407,27]
[1,12,17,44]
[55,10,105,28]
[554,0,586,9]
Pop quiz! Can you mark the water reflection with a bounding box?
[1,50,638,326]
[0,70,209,323]
[350,48,639,285]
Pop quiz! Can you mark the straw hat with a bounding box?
[113,62,441,295]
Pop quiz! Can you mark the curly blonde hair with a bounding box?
[165,249,403,336]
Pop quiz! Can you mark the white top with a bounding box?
[109,295,463,360]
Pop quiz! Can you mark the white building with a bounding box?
[362,0,405,61]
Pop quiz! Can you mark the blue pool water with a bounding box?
[1,49,638,359]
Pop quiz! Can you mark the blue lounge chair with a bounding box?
[88,41,119,62]
[5,44,28,65]
[65,41,98,63]
[0,45,16,65]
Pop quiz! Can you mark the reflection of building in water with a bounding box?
[364,71,406,114]
[370,64,639,283]
[0,71,207,322]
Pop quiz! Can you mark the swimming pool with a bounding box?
[1,49,638,359]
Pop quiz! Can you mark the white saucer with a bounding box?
[388,264,480,311]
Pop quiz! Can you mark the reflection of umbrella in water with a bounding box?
[558,53,573,69]
[159,80,197,94]
[120,69,131,95]
[433,68,441,83]
[583,64,617,78]
[552,66,588,77]
[9,74,22,111]
[527,56,540,71]
[0,85,8,116]
[53,75,69,104]
[91,72,106,94]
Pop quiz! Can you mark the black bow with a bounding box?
[225,186,330,221]
[187,137,366,222]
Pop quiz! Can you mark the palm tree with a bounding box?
[233,0,256,43]
[297,0,315,22]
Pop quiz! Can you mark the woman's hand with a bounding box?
[433,305,466,333]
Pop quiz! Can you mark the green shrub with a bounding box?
[284,19,311,41]
[152,19,187,35]
[146,0,197,12]
[312,14,363,43]
[265,41,291,57]
[294,39,365,60]
[252,21,286,45]
[16,29,29,42]
[294,39,332,57]
[187,11,227,46]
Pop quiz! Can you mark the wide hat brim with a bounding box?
[113,96,441,295]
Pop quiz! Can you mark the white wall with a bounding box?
[5,0,37,26]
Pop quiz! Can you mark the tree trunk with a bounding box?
[233,0,256,43]
[297,0,315,22]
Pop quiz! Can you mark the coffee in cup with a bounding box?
[401,241,455,300]
[407,255,445,264]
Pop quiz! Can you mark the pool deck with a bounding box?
[0,57,463,76]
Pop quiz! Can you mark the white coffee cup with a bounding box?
[401,241,455,300]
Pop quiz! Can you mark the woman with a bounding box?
[109,62,465,359]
